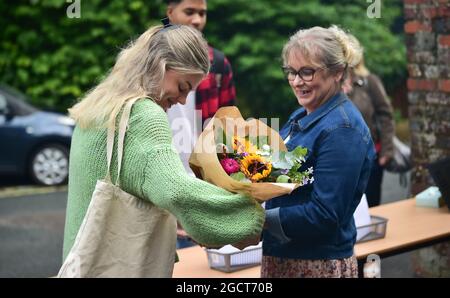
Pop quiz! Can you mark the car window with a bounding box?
[0,86,38,116]
[0,94,7,112]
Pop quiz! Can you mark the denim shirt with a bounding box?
[263,92,376,260]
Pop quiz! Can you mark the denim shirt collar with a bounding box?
[287,92,347,131]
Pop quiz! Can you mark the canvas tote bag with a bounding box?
[58,98,177,278]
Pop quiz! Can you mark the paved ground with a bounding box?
[0,170,446,278]
[0,191,67,277]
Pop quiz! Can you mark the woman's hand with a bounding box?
[379,155,391,167]
[176,228,188,238]
[176,222,192,238]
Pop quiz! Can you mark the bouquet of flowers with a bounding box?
[189,106,314,201]
[217,136,313,186]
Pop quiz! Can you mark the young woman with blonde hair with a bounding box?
[63,24,264,276]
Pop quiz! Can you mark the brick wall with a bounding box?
[404,0,450,195]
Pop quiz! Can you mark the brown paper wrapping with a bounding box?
[189,106,300,201]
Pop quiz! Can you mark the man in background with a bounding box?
[165,0,236,175]
[165,0,237,248]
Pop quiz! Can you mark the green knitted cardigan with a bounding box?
[62,98,265,260]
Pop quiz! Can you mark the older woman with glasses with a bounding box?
[261,26,376,278]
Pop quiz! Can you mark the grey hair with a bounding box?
[282,25,363,82]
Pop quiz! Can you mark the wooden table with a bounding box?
[354,198,450,259]
[173,198,450,278]
[173,246,261,278]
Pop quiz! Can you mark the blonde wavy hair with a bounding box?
[345,32,370,77]
[69,24,209,129]
[282,25,363,83]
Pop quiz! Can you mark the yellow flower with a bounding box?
[232,136,257,154]
[240,154,272,182]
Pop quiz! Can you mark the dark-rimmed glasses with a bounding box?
[281,66,324,82]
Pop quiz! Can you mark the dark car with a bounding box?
[0,84,74,185]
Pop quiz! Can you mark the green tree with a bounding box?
[205,0,406,121]
[1,0,406,123]
[0,0,165,111]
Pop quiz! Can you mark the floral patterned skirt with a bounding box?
[261,255,358,278]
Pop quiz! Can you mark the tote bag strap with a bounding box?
[105,97,142,185]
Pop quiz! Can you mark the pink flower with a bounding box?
[220,158,241,175]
